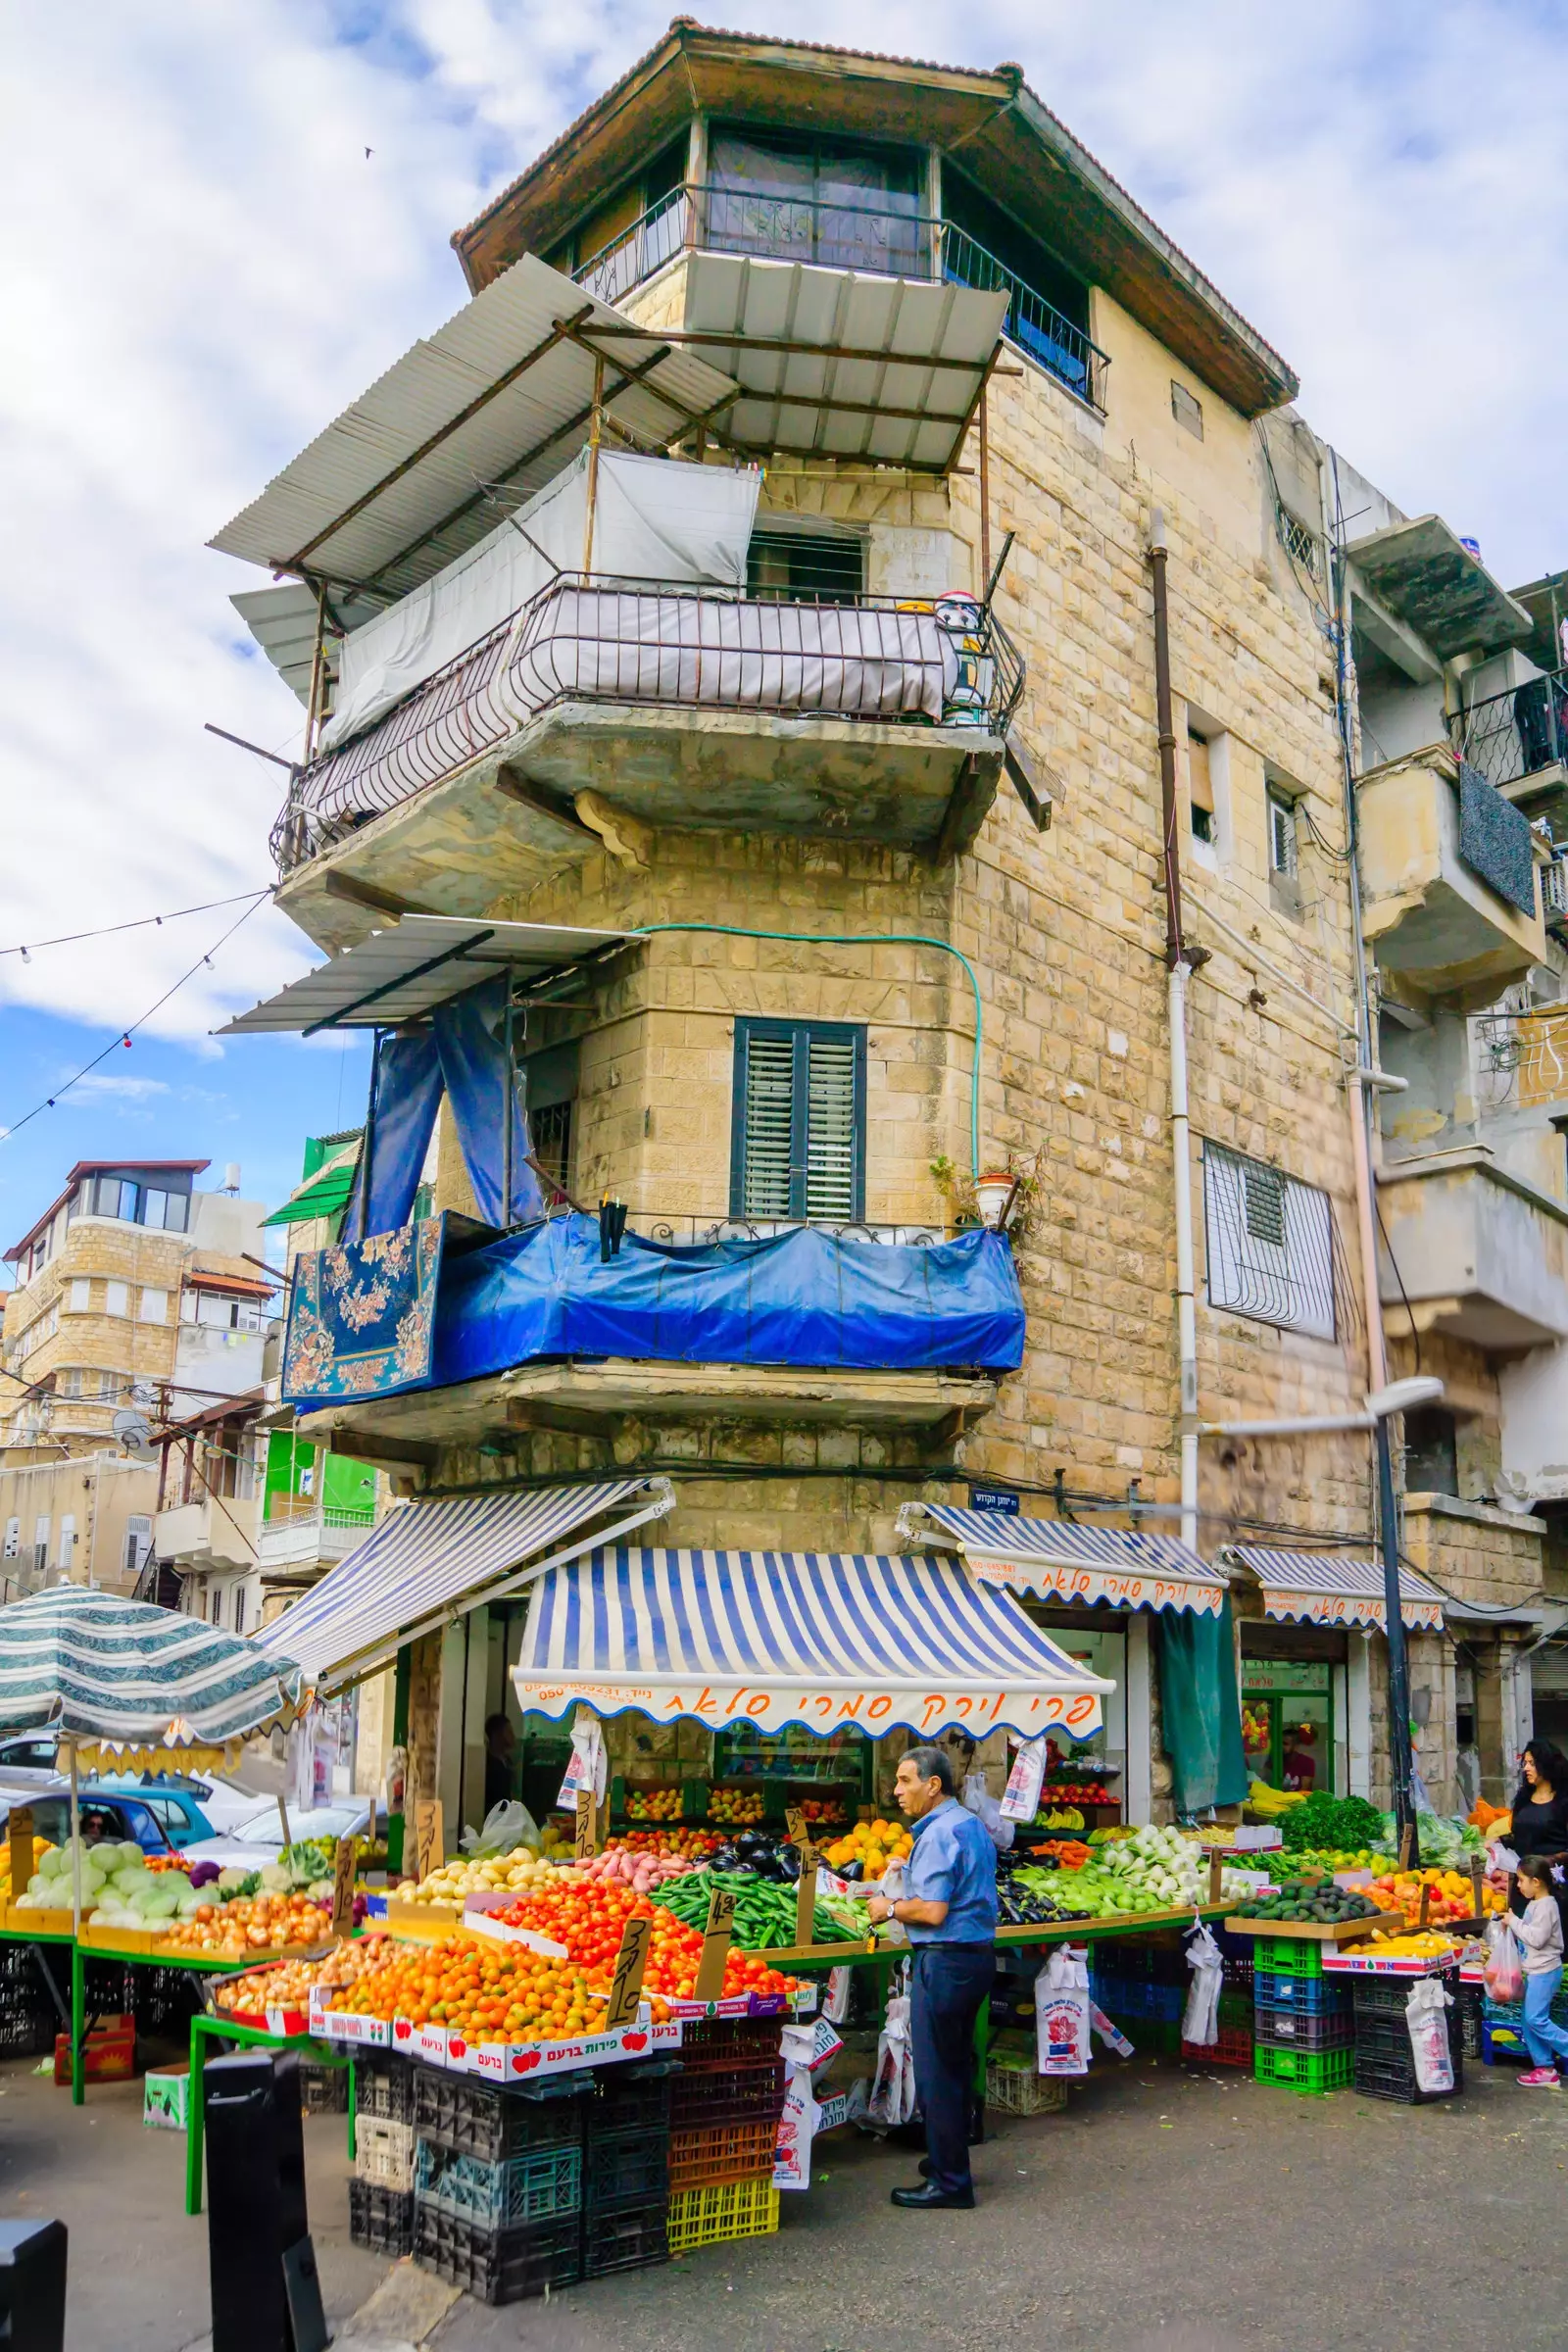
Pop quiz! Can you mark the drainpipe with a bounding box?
[1149,510,1201,1554]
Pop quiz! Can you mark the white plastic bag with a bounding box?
[1089,2003,1135,2057]
[1036,1945,1092,2076]
[773,2063,819,2189]
[875,1859,909,1946]
[556,1705,607,1811]
[867,1990,916,2127]
[1405,1975,1456,2094]
[1484,1914,1526,2006]
[1001,1738,1049,1824]
[1182,1918,1224,2048]
[962,1771,1014,1852]
[459,1799,540,1859]
[823,1966,854,2024]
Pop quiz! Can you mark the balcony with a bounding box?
[271,575,1022,931]
[153,1493,261,1571]
[575,184,1110,416]
[257,1496,374,1573]
[1377,1148,1568,1350]
[1356,743,1545,1011]
[1449,669,1568,831]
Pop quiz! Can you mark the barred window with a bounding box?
[1202,1142,1337,1340]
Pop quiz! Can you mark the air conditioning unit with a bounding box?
[1544,856,1568,926]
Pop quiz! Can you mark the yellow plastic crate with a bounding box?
[667,2178,780,2254]
[986,2054,1068,2117]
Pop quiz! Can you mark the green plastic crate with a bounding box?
[1250,1936,1326,1980]
[1252,2040,1353,2096]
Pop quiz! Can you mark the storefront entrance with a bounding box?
[1241,1658,1334,1792]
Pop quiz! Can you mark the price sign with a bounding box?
[574,1788,599,1860]
[603,1915,652,2029]
[694,1886,738,2001]
[331,1837,358,1938]
[794,1842,822,1949]
[785,1808,808,1847]
[1207,1848,1223,1906]
[415,1800,443,1887]
[8,1805,33,1904]
[1470,1856,1485,1919]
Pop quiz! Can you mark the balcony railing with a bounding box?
[573,184,1109,416]
[272,578,1024,869]
[262,1494,374,1531]
[1449,670,1568,794]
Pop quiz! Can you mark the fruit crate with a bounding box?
[1253,1971,1350,2015]
[1102,2017,1180,2057]
[582,2195,670,2278]
[583,2128,669,2214]
[1249,1936,1326,1980]
[1353,2006,1463,2097]
[413,2203,582,2305]
[670,2117,782,2188]
[1482,2021,1526,2064]
[590,2062,676,2133]
[1091,1933,1187,1987]
[1252,2041,1354,2095]
[1090,1978,1184,2023]
[1253,2002,1354,2054]
[413,2068,586,2163]
[1353,1966,1459,2019]
[356,2118,416,2191]
[1181,2019,1254,2069]
[678,2015,785,2071]
[667,2178,780,2255]
[416,2137,582,2230]
[1216,1988,1252,2031]
[349,2178,414,2257]
[353,2051,414,2124]
[1458,1984,1483,2062]
[1214,1928,1255,1989]
[299,2062,349,2117]
[986,2054,1069,2114]
[669,2059,787,2132]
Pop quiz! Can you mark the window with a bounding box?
[93,1177,137,1220]
[69,1279,90,1312]
[210,1588,223,1627]
[1188,729,1215,847]
[1403,1407,1459,1497]
[56,1368,82,1399]
[1267,786,1298,879]
[747,529,864,604]
[1171,381,1204,440]
[707,124,924,276]
[232,1585,246,1636]
[94,1371,121,1402]
[32,1517,49,1574]
[150,1190,188,1233]
[531,1102,573,1203]
[1202,1142,1337,1340]
[140,1287,168,1324]
[105,1281,129,1319]
[123,1516,152,1579]
[58,1515,75,1571]
[2,1520,17,1561]
[731,1020,865,1222]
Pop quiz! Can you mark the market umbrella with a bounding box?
[0,1587,303,1929]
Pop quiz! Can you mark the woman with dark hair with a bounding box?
[1506,1740,1568,1919]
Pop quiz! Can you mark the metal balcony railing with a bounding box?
[271,578,1024,870]
[573,184,1109,415]
[262,1494,375,1531]
[1449,670,1568,794]
[618,1209,948,1248]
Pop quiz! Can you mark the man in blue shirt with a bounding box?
[866,1744,998,2210]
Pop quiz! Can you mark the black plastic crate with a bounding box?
[1253,2002,1354,2054]
[590,2062,676,2133]
[1352,2047,1460,2105]
[413,2203,581,2305]
[1350,1965,1459,2017]
[349,2179,414,2256]
[413,2065,586,2162]
[1458,1983,1483,2062]
[1352,2007,1464,2101]
[0,1986,53,2059]
[354,2051,414,2125]
[300,2061,349,2116]
[582,2195,670,2279]
[583,2127,669,2214]
[669,2060,787,2132]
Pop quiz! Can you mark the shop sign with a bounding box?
[968,1487,1020,1514]
[1242,1660,1332,1694]
[1259,1588,1442,1634]
[514,1675,1105,1737]
[968,1554,1225,1617]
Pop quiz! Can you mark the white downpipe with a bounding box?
[1170,960,1200,1553]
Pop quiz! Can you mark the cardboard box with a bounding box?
[56,2017,134,2087]
[144,2071,190,2132]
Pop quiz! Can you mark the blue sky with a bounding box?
[4,0,1567,1249]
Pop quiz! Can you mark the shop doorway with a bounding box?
[1241,1658,1334,1792]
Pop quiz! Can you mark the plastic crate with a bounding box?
[1353,2006,1464,2095]
[1102,2016,1181,2056]
[349,2179,414,2257]
[1352,2047,1460,2104]
[668,2178,780,2254]
[669,2059,787,2132]
[1253,1971,1350,2015]
[355,2118,415,2191]
[1353,1964,1460,2018]
[1254,2002,1353,2054]
[1483,2021,1527,2064]
[589,2063,676,2134]
[1216,1988,1252,2031]
[415,2137,582,2230]
[413,2204,582,2305]
[413,2067,585,2163]
[1252,2041,1354,2095]
[1249,1936,1326,1980]
[353,2051,414,2125]
[1459,1984,1483,2062]
[130,1966,202,2036]
[0,1981,53,2060]
[299,2062,349,2117]
[678,2016,784,2070]
[670,2117,782,2188]
[1089,1979,1183,2023]
[583,2196,671,2278]
[985,2056,1069,2115]
[583,2128,669,2214]
[1180,2020,1253,2069]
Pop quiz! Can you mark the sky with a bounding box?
[3,0,1567,1253]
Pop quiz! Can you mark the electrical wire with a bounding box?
[0,897,269,1144]
[0,889,270,962]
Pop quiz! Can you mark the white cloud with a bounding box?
[69,1074,171,1102]
[5,0,1564,1042]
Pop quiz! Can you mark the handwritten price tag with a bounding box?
[695,1886,738,2001]
[603,1916,652,2029]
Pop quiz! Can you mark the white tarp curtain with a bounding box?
[323,450,762,748]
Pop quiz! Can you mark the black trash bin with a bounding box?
[0,2217,68,2352]
[205,2048,327,2352]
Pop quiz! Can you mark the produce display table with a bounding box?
[184,2013,354,2217]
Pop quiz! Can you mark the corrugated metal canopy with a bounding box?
[218,915,629,1035]
[673,253,1006,469]
[230,583,383,707]
[209,256,739,602]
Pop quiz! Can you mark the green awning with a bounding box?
[262,1162,357,1227]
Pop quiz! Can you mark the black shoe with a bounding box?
[892,2181,975,2210]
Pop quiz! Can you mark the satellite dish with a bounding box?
[112,1409,156,1462]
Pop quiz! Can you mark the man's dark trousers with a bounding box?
[909,1941,996,2195]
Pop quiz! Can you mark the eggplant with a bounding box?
[838,1860,864,1883]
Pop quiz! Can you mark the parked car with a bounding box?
[0,1739,263,1833]
[178,1800,377,1875]
[0,1734,69,1788]
[0,1782,178,1855]
[86,1779,218,1848]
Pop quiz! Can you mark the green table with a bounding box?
[185,2013,356,2216]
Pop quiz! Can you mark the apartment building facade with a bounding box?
[216,28,1491,1842]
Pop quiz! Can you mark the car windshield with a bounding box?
[227,1806,365,1847]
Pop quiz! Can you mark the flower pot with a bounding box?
[974,1173,1015,1229]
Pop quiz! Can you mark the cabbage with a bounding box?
[116,1840,143,1866]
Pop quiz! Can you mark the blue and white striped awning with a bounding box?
[257,1479,674,1690]
[898,1504,1227,1615]
[1225,1546,1444,1633]
[0,1587,302,1766]
[514,1547,1114,1740]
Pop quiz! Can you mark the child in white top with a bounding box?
[1512,1856,1568,2085]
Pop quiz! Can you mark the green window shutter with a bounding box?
[805,1032,858,1220]
[732,1021,865,1221]
[740,1032,797,1217]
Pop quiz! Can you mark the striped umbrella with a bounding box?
[0,1589,303,1926]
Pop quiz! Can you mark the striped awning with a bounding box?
[1224,1546,1445,1633]
[514,1547,1114,1740]
[0,1587,302,1764]
[898,1504,1227,1616]
[256,1478,674,1691]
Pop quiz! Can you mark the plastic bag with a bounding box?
[1089,2003,1135,2057]
[1485,1914,1525,2006]
[876,1859,909,1946]
[867,1990,916,2127]
[1001,1737,1049,1824]
[962,1772,1014,1852]
[556,1705,606,1811]
[1182,1918,1224,2048]
[1405,1975,1455,2094]
[1036,1945,1092,2076]
[458,1799,540,1859]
